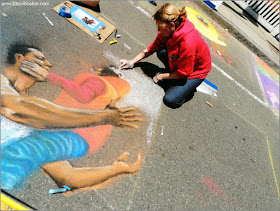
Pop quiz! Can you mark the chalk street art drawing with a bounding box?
[254,56,279,112]
[210,46,233,67]
[103,50,164,145]
[185,7,227,46]
[1,44,145,193]
[198,177,231,209]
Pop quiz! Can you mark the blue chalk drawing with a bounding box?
[1,130,89,191]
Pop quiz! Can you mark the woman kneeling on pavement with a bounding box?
[120,3,212,108]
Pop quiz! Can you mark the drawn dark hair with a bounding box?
[6,43,41,65]
[98,67,118,77]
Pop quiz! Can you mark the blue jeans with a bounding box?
[156,47,204,108]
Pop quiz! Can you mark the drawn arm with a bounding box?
[20,60,106,103]
[42,151,142,190]
[47,73,106,104]
[1,94,143,129]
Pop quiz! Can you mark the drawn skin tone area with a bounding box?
[1,44,144,193]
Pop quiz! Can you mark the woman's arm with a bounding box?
[131,48,152,64]
[157,72,180,80]
[153,72,181,83]
[120,49,152,69]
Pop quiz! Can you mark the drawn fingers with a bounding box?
[20,60,48,81]
[122,116,144,122]
[118,106,138,112]
[116,152,129,162]
[118,121,140,129]
[128,150,142,172]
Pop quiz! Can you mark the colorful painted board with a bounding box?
[53,1,115,43]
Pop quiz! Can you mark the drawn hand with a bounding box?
[20,60,49,81]
[105,99,144,128]
[113,151,142,173]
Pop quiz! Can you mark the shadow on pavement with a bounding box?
[135,62,196,109]
[224,2,259,27]
[134,61,161,78]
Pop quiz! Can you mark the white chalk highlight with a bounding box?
[104,51,164,145]
[1,115,33,144]
[104,51,120,66]
[120,70,164,144]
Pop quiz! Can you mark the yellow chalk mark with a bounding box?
[223,103,279,198]
[1,194,30,210]
[185,7,227,46]
[266,138,280,197]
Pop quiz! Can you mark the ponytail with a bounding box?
[152,3,187,29]
[179,7,187,19]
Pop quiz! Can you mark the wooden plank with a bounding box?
[53,1,115,43]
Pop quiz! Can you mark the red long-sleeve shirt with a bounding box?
[147,18,212,79]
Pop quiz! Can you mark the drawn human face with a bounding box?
[22,49,52,71]
[156,20,175,39]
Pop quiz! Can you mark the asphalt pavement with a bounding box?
[1,1,279,210]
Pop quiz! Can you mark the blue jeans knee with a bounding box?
[163,78,204,108]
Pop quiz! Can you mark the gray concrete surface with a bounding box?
[1,1,279,210]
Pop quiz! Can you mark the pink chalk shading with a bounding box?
[47,73,105,104]
[201,177,231,204]
[52,73,131,153]
[198,191,204,208]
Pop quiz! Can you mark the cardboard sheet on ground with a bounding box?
[53,1,115,43]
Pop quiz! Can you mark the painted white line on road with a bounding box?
[128,1,152,18]
[124,43,131,50]
[212,62,269,108]
[92,187,114,210]
[100,13,146,48]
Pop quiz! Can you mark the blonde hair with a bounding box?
[152,3,187,28]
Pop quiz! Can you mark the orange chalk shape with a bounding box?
[206,101,213,108]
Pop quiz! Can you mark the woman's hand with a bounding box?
[119,59,134,69]
[153,73,163,84]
